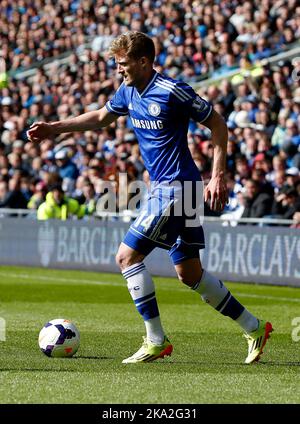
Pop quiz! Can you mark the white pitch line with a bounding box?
[0,271,123,287]
[235,292,300,303]
[0,271,299,303]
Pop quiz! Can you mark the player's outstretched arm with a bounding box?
[202,109,229,212]
[26,106,118,142]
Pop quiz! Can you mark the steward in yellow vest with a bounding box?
[37,184,87,220]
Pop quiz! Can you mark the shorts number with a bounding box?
[134,211,155,232]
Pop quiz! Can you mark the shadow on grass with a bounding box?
[73,355,113,360]
[0,356,116,371]
[0,368,81,372]
[164,360,300,367]
[1,359,299,373]
[258,361,300,366]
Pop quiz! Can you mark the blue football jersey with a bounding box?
[105,71,212,183]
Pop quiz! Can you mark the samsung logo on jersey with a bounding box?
[131,117,164,130]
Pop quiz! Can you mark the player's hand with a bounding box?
[26,122,55,142]
[204,173,228,212]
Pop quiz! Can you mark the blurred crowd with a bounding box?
[0,0,300,225]
[1,0,299,79]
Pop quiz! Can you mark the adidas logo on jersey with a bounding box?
[128,102,133,110]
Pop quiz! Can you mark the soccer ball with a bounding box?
[38,319,80,358]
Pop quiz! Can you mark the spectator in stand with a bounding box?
[251,168,274,197]
[0,180,8,205]
[266,155,286,183]
[280,134,299,169]
[285,167,300,189]
[256,133,278,160]
[271,110,289,148]
[81,181,97,216]
[0,152,9,177]
[27,181,47,210]
[291,212,300,228]
[281,119,300,154]
[218,80,236,120]
[241,179,272,219]
[254,111,276,138]
[251,38,272,63]
[54,148,79,183]
[272,169,287,195]
[20,174,33,202]
[226,137,240,173]
[0,175,27,209]
[240,133,258,166]
[127,144,145,180]
[234,154,251,186]
[272,187,300,220]
[223,172,243,214]
[71,174,88,198]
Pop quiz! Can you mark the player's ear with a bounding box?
[140,56,147,68]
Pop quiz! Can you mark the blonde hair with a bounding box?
[109,31,155,63]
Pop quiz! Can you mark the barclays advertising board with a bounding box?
[0,218,299,286]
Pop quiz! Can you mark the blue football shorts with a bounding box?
[123,182,205,265]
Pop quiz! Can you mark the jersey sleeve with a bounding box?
[105,83,128,116]
[170,81,213,123]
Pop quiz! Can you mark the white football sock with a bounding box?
[235,309,259,333]
[122,262,165,345]
[192,270,258,333]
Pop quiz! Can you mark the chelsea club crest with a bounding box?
[148,102,161,117]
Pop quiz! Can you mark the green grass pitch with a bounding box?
[0,265,299,404]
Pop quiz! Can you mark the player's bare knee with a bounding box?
[175,259,203,287]
[115,251,129,270]
[115,249,144,271]
[176,268,203,287]
[177,272,194,287]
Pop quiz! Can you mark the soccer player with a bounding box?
[27,31,273,364]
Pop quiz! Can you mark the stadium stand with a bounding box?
[0,0,300,225]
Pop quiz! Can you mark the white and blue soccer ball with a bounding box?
[38,319,80,358]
